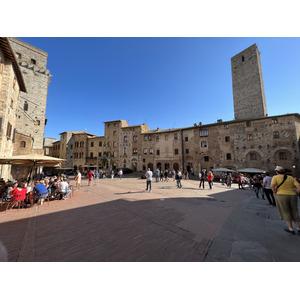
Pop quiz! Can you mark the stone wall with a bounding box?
[9,38,51,151]
[0,47,21,179]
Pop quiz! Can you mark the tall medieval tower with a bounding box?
[231,43,267,120]
[8,37,51,152]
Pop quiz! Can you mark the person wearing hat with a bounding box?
[271,166,300,235]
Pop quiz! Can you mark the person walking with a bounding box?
[88,170,93,186]
[155,168,160,182]
[145,168,153,192]
[271,166,300,235]
[207,171,213,189]
[118,169,123,180]
[262,172,276,206]
[94,170,100,185]
[164,170,169,182]
[172,169,176,181]
[199,169,205,189]
[176,170,182,188]
[221,173,226,185]
[227,173,232,187]
[160,170,164,182]
[237,173,244,189]
[252,175,264,199]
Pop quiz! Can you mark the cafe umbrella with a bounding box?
[0,154,64,180]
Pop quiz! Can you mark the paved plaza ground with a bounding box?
[1,174,300,262]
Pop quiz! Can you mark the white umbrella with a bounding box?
[0,154,64,166]
[237,168,266,173]
[0,154,64,181]
[212,167,235,172]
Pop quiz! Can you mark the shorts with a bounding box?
[275,194,300,222]
[88,178,92,181]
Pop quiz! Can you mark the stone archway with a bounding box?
[147,163,153,171]
[173,162,179,171]
[131,159,137,171]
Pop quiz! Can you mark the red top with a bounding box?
[10,188,27,201]
[88,172,93,179]
[207,174,213,181]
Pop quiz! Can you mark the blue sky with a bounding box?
[17,37,300,140]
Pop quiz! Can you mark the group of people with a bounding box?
[0,174,72,209]
[146,168,185,191]
[199,169,214,189]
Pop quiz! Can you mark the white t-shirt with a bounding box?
[58,181,69,193]
[145,170,153,181]
[76,173,81,182]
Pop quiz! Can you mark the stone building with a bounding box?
[231,43,268,121]
[119,123,149,171]
[43,137,57,156]
[45,43,300,177]
[104,120,129,170]
[86,135,106,168]
[8,37,51,152]
[0,37,27,179]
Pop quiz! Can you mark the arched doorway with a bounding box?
[164,163,170,170]
[147,163,153,171]
[131,159,137,171]
[157,162,162,170]
[173,162,179,171]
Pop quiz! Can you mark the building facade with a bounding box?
[0,37,27,179]
[9,37,51,152]
[44,43,300,177]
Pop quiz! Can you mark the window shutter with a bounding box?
[13,128,16,142]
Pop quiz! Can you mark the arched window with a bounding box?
[24,101,28,111]
[20,141,26,148]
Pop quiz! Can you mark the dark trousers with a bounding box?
[199,179,205,188]
[208,180,212,189]
[264,188,276,206]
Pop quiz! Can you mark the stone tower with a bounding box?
[231,43,267,120]
[8,37,51,151]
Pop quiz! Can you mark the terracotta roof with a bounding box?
[0,37,26,93]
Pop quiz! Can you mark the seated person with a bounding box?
[9,182,28,208]
[57,178,71,200]
[33,180,49,205]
